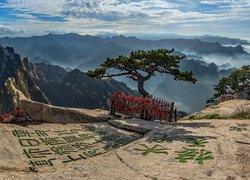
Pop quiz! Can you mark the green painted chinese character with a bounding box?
[188,139,209,147]
[19,139,40,147]
[40,137,66,145]
[54,130,74,136]
[134,144,169,156]
[62,154,86,163]
[51,145,77,155]
[175,148,199,163]
[152,133,178,143]
[13,129,34,137]
[29,158,56,167]
[72,142,93,151]
[195,149,214,164]
[35,130,50,137]
[23,148,52,158]
[82,149,103,158]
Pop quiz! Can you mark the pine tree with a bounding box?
[86,49,197,97]
[207,65,250,103]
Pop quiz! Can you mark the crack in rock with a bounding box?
[115,151,157,180]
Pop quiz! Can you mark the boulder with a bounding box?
[233,87,250,100]
[18,99,112,123]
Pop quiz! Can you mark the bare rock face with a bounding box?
[218,94,234,103]
[0,45,138,114]
[0,66,49,113]
[108,119,152,134]
[0,46,50,114]
[18,99,111,123]
[185,99,250,119]
[217,87,250,104]
[233,87,250,100]
[0,119,249,179]
[0,46,23,85]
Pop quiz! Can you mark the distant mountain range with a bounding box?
[100,33,250,45]
[0,33,248,113]
[196,35,249,45]
[0,45,136,114]
[135,34,250,45]
[0,33,248,69]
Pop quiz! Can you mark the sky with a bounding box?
[0,0,250,39]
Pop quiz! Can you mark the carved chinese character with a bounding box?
[152,133,178,143]
[13,129,34,137]
[40,137,66,145]
[62,154,86,163]
[195,149,214,164]
[62,135,85,143]
[19,139,40,147]
[35,130,50,137]
[70,129,85,133]
[54,129,85,136]
[78,134,95,140]
[53,130,74,136]
[175,148,199,163]
[23,148,52,158]
[29,158,56,167]
[82,149,103,158]
[51,145,77,155]
[71,142,93,151]
[62,134,95,143]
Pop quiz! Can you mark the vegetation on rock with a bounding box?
[207,65,250,103]
[187,113,221,120]
[232,111,250,119]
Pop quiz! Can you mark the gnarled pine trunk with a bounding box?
[137,79,150,120]
[138,79,149,98]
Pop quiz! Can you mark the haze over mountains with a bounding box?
[0,45,136,114]
[0,33,249,113]
[0,33,249,69]
[131,33,250,45]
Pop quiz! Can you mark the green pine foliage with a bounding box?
[207,65,250,103]
[86,49,197,97]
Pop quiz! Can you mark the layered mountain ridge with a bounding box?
[1,33,248,113]
[0,45,137,114]
[0,33,248,69]
[0,46,49,113]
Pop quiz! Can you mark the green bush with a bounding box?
[187,114,220,120]
[232,111,250,119]
[207,65,250,103]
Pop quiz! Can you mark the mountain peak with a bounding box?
[0,46,23,85]
[0,46,50,113]
[235,45,244,51]
[65,69,89,81]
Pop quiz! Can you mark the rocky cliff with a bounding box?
[35,68,138,109]
[0,46,49,113]
[0,45,137,114]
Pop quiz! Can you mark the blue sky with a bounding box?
[0,0,249,39]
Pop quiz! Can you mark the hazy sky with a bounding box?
[0,0,249,39]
